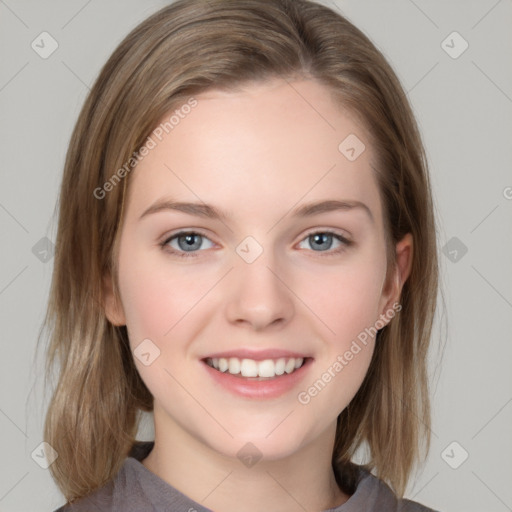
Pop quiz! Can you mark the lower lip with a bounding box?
[201,358,313,400]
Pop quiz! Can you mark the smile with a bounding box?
[205,356,306,379]
[201,355,313,399]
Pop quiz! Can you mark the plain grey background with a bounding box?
[1,0,511,511]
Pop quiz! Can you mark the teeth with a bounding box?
[228,357,240,374]
[275,358,286,375]
[207,356,305,378]
[218,358,229,372]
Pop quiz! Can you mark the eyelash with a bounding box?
[160,229,353,258]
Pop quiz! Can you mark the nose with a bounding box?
[224,251,295,331]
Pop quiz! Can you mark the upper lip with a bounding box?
[202,349,312,361]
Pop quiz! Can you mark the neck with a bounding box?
[142,412,349,512]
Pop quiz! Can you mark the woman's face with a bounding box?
[105,78,410,461]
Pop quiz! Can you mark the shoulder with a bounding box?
[337,466,440,512]
[53,442,155,512]
[53,479,116,512]
[400,499,440,512]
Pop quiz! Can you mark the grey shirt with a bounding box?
[55,442,438,512]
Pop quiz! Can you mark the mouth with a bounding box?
[201,352,314,399]
[203,356,311,380]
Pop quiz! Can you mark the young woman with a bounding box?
[43,0,440,510]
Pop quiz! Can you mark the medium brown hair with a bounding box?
[42,0,439,503]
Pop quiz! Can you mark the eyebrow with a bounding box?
[139,198,373,223]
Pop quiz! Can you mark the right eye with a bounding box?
[161,231,216,257]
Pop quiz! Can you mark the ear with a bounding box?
[378,232,413,323]
[102,274,126,326]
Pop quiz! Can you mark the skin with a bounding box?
[104,78,412,512]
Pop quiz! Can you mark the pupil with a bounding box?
[311,233,332,251]
[179,234,201,251]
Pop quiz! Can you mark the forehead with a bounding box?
[124,78,382,226]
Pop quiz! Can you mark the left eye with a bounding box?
[297,231,349,253]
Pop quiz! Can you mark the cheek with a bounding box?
[294,261,384,417]
[117,250,216,398]
[300,256,387,345]
[117,244,210,346]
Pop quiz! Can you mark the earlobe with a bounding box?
[102,274,126,326]
[379,233,413,321]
